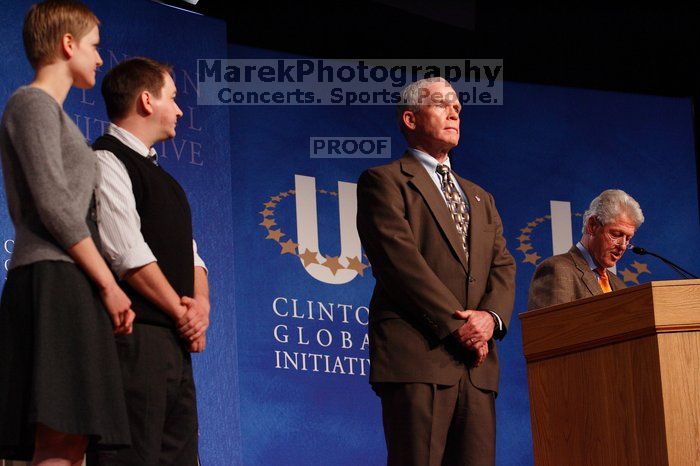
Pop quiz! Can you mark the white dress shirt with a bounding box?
[96,123,206,278]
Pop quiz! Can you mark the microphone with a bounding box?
[630,246,646,255]
[630,245,698,279]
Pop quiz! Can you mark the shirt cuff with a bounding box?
[193,239,207,273]
[110,241,157,279]
[194,254,207,273]
[486,310,506,340]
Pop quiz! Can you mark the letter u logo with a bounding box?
[294,175,363,284]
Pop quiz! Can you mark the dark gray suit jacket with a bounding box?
[357,153,516,391]
[527,245,626,310]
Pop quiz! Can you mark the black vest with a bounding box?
[93,134,194,327]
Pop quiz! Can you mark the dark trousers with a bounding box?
[375,372,496,466]
[91,324,199,466]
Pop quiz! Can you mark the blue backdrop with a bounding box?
[1,2,698,465]
[0,2,239,465]
[229,45,699,466]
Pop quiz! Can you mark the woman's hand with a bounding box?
[100,283,134,334]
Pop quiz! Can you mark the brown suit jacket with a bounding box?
[527,245,626,310]
[356,153,516,391]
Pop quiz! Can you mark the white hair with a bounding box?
[582,189,645,233]
[396,77,452,136]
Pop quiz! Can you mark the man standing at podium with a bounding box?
[528,189,644,310]
[357,77,516,466]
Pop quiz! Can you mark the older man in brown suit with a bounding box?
[528,189,644,310]
[357,77,516,466]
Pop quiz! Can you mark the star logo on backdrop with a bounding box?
[298,248,319,267]
[280,239,298,255]
[346,256,369,276]
[516,213,651,286]
[259,188,370,277]
[620,261,651,284]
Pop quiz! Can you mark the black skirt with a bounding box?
[0,260,131,460]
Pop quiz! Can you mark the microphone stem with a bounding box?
[645,251,698,279]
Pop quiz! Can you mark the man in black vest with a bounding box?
[91,57,210,466]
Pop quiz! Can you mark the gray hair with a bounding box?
[396,77,452,136]
[582,189,645,233]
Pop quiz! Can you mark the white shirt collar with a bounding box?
[408,148,451,173]
[106,123,158,159]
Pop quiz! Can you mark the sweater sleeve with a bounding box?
[4,91,91,248]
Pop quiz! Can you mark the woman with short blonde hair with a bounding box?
[0,1,133,464]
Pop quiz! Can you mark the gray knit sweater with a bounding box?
[0,86,98,270]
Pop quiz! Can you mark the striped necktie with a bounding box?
[436,164,470,261]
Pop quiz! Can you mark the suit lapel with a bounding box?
[608,271,623,291]
[569,245,603,297]
[400,153,469,273]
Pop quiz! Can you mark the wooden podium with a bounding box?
[520,279,700,465]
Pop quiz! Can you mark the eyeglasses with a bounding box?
[603,230,633,247]
[597,219,633,246]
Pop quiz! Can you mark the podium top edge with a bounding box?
[649,278,700,287]
[518,279,700,321]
